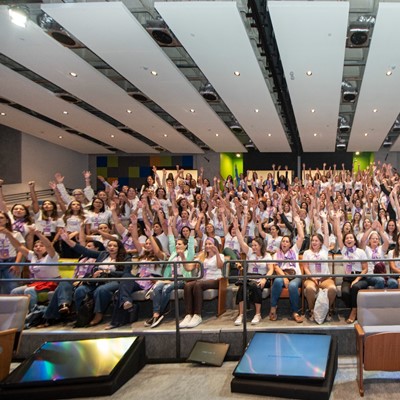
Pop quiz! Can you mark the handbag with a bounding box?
[313,289,329,324]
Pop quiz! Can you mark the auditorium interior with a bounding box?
[2,0,400,399]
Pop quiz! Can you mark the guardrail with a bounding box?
[1,256,398,358]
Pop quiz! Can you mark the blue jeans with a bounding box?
[0,259,18,294]
[74,281,120,313]
[271,277,302,313]
[11,285,37,311]
[152,281,184,314]
[367,276,398,289]
[44,281,74,320]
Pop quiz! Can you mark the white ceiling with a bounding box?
[0,0,400,156]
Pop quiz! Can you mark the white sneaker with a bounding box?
[234,314,243,326]
[251,313,262,325]
[187,314,202,328]
[179,314,192,328]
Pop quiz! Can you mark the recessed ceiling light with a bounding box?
[190,109,195,113]
[313,133,318,137]
[58,135,63,139]
[215,133,219,137]
[306,71,313,76]
[62,111,68,115]
[386,70,393,76]
[69,72,78,77]
[310,109,315,113]
[364,133,368,136]
[254,109,259,113]
[373,109,378,113]
[0,112,6,116]
[268,133,272,137]
[233,71,240,76]
[9,7,28,27]
[126,109,132,114]
[163,134,168,137]
[151,70,158,76]
[110,134,115,138]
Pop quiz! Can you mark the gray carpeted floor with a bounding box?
[35,356,398,400]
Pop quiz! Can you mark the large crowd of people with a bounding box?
[0,161,399,328]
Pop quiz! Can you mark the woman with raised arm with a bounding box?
[29,181,65,246]
[144,217,196,328]
[333,211,368,323]
[84,197,112,235]
[232,217,273,325]
[61,231,128,326]
[6,228,60,311]
[106,226,166,329]
[179,237,224,329]
[41,240,105,326]
[0,211,24,294]
[270,214,305,323]
[360,220,397,289]
[303,211,337,322]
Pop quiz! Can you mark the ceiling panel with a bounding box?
[42,1,245,153]
[269,1,349,152]
[348,2,400,152]
[0,104,111,154]
[0,5,171,154]
[156,1,291,152]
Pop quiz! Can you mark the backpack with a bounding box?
[74,294,95,328]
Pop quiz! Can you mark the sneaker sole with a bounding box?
[150,316,164,328]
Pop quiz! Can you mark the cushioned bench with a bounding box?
[355,289,400,396]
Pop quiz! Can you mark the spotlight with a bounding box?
[9,6,29,27]
[338,115,350,133]
[341,81,358,102]
[229,119,242,133]
[200,83,218,102]
[146,19,180,47]
[391,119,400,132]
[37,12,81,48]
[347,16,375,48]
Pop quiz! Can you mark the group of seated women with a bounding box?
[0,160,399,328]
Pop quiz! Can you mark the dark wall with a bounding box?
[0,125,21,184]
[243,152,353,175]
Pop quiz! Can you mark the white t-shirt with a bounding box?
[340,246,367,274]
[27,251,60,279]
[0,231,25,259]
[303,246,330,275]
[246,249,271,275]
[198,254,224,280]
[273,244,302,275]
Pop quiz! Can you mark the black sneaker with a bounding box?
[150,315,164,328]
[144,317,155,327]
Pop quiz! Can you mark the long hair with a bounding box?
[63,201,85,224]
[0,211,13,231]
[11,204,32,224]
[41,200,59,221]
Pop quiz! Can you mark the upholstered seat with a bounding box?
[355,289,400,396]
